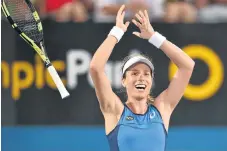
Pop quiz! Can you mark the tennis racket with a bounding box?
[1,0,70,99]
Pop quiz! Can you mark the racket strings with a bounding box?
[5,0,43,43]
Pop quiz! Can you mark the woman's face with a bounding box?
[122,63,153,101]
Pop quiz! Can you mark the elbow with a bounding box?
[179,59,195,73]
[185,60,195,75]
[189,60,195,71]
[186,60,195,73]
[89,62,98,75]
[89,61,102,76]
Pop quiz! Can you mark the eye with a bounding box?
[132,72,138,76]
[145,72,150,76]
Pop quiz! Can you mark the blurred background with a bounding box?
[1,0,227,151]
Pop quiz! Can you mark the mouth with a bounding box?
[135,84,146,91]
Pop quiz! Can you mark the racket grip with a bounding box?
[47,66,70,99]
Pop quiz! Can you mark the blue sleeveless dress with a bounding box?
[107,104,167,151]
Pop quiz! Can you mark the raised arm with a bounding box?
[89,5,130,115]
[158,38,195,109]
[132,10,195,113]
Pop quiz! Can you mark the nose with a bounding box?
[138,74,145,81]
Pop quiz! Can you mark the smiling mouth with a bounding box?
[135,84,146,90]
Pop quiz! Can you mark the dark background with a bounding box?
[2,20,227,126]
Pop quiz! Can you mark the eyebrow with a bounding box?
[129,69,151,73]
[128,69,139,71]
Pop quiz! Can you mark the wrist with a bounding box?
[147,32,155,39]
[148,32,166,48]
[108,26,124,43]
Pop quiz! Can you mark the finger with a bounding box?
[135,13,143,24]
[139,10,146,24]
[144,10,150,22]
[121,11,125,21]
[132,32,141,38]
[141,10,148,29]
[139,10,146,19]
[137,10,147,29]
[125,21,130,28]
[117,5,125,17]
[132,19,142,28]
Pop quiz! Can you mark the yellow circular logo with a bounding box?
[169,45,224,101]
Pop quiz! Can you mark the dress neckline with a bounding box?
[124,104,149,116]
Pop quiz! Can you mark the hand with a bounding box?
[116,5,130,32]
[132,10,154,39]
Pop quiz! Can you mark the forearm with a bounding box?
[90,36,117,71]
[90,5,128,71]
[160,40,195,70]
[91,12,127,71]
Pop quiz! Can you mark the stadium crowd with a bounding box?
[31,0,227,23]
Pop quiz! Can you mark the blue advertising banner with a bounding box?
[2,126,227,151]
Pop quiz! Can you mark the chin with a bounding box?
[134,94,147,101]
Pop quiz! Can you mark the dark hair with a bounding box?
[120,53,155,104]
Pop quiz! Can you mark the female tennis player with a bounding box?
[89,5,195,151]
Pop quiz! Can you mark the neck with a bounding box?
[126,98,148,114]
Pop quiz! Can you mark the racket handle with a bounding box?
[47,66,70,99]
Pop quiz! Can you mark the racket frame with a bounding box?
[1,0,70,99]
